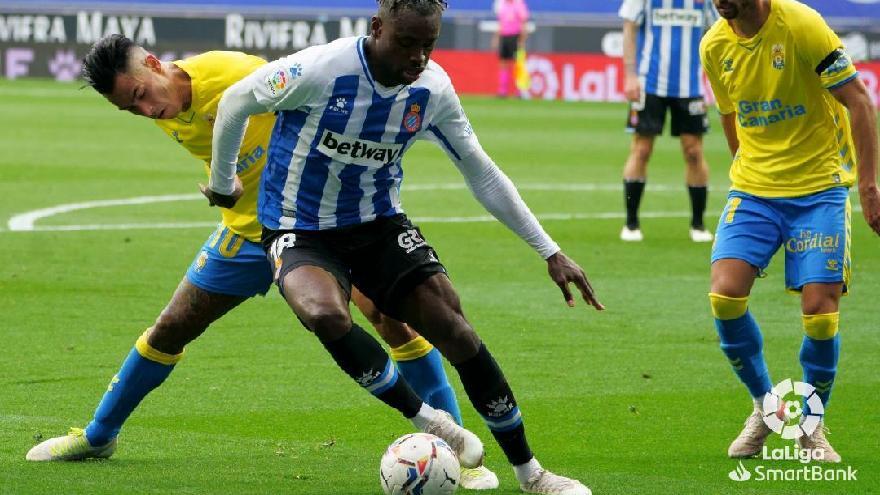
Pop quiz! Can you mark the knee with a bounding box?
[631,143,653,164]
[708,292,748,320]
[802,312,840,340]
[302,309,352,340]
[682,144,703,167]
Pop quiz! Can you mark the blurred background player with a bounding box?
[619,0,718,242]
[702,0,880,462]
[25,34,500,489]
[492,0,529,98]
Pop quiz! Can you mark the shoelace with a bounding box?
[49,428,88,456]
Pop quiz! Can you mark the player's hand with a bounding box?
[199,175,243,209]
[546,251,604,310]
[859,183,880,235]
[624,73,641,102]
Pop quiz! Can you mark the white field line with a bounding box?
[7,194,203,232]
[3,184,862,233]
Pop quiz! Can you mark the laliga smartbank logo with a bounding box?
[727,379,858,483]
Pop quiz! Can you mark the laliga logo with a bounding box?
[761,379,823,439]
[524,56,559,100]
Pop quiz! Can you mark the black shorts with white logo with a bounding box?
[262,214,446,320]
[626,93,709,137]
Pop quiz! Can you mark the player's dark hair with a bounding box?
[377,0,448,18]
[81,34,136,94]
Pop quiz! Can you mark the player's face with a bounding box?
[106,54,184,119]
[371,9,441,86]
[713,0,754,19]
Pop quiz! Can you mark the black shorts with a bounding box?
[626,93,709,137]
[262,214,446,321]
[499,34,519,60]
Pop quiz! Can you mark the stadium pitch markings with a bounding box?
[6,185,858,233]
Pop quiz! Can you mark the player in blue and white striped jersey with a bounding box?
[619,0,718,243]
[204,1,602,493]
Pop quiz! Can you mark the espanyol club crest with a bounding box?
[403,103,422,132]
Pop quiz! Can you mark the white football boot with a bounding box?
[520,468,591,495]
[460,465,500,490]
[26,428,116,461]
[728,408,772,458]
[423,410,484,469]
[689,227,714,243]
[620,226,644,242]
[796,421,841,463]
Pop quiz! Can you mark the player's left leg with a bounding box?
[795,283,843,462]
[353,216,587,494]
[784,188,850,462]
[671,97,711,242]
[399,275,589,494]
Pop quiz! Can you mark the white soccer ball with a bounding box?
[379,433,460,495]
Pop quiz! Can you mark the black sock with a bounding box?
[688,185,708,229]
[453,343,532,465]
[322,323,422,418]
[624,179,646,229]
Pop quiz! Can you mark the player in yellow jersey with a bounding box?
[701,0,880,462]
[26,34,499,487]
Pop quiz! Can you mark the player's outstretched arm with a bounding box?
[450,146,603,310]
[831,77,880,235]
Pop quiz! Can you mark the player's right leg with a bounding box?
[709,193,783,458]
[621,96,661,242]
[352,288,463,425]
[27,226,268,461]
[352,290,498,489]
[264,231,484,469]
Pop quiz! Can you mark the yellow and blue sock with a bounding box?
[84,330,181,446]
[709,293,772,399]
[800,312,840,415]
[392,337,462,425]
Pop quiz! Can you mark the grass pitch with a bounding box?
[0,79,878,494]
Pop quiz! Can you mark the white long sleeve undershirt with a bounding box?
[452,147,560,259]
[208,82,268,195]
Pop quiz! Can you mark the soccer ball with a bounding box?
[379,433,460,495]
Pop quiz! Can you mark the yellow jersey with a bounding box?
[700,0,858,197]
[155,51,275,242]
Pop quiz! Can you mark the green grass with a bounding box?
[1,79,878,494]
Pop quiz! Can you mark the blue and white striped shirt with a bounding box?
[237,37,479,231]
[619,0,718,98]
